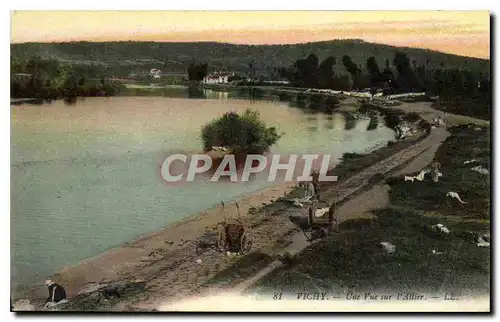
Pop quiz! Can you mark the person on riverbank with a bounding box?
[311,169,320,201]
[430,159,442,183]
[43,280,67,308]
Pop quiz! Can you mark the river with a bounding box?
[10,88,395,291]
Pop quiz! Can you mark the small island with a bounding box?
[201,109,282,170]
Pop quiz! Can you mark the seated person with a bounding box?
[43,280,67,308]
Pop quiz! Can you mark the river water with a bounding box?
[11,88,394,291]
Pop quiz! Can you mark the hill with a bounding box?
[10,39,490,77]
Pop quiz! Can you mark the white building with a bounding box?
[203,72,233,84]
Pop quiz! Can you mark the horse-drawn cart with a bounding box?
[194,202,254,255]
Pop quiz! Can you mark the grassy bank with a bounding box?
[248,123,490,297]
[188,110,431,291]
[432,97,491,121]
[388,124,490,220]
[185,141,424,294]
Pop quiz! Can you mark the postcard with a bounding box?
[10,10,491,313]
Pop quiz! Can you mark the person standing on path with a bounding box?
[328,201,338,234]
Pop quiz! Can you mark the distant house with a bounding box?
[203,72,234,84]
[150,69,162,79]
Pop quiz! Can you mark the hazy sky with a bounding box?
[11,11,490,59]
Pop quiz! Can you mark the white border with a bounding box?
[3,2,500,10]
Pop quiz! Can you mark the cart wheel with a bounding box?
[216,224,227,252]
[239,229,253,254]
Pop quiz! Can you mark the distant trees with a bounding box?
[392,51,419,91]
[337,74,353,91]
[10,55,123,99]
[187,62,208,81]
[381,58,395,84]
[292,54,320,88]
[342,55,368,89]
[286,50,489,98]
[11,41,489,79]
[318,56,336,89]
[281,50,491,118]
[366,56,381,87]
[342,55,360,77]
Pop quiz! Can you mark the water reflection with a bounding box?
[278,92,292,101]
[187,86,205,99]
[343,112,358,131]
[235,87,267,102]
[203,89,229,100]
[120,86,280,103]
[121,86,349,116]
[301,111,372,133]
[301,108,320,115]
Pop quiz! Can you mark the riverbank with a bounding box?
[14,101,489,312]
[201,83,335,99]
[10,98,44,105]
[13,100,432,311]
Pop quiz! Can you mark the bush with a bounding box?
[383,112,403,129]
[201,109,282,154]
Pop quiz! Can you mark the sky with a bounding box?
[11,11,490,59]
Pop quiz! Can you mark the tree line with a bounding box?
[279,51,490,97]
[11,40,489,78]
[187,62,208,82]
